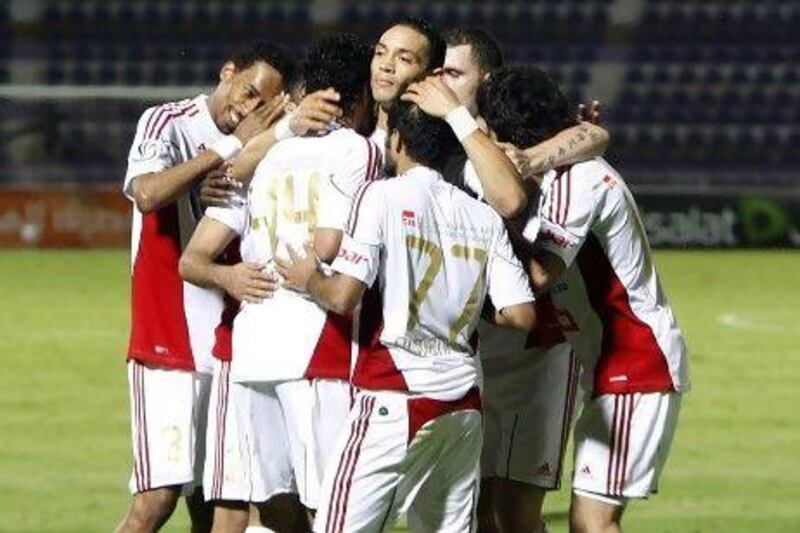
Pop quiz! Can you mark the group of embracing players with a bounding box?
[116,16,689,533]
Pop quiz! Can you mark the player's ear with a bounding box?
[219,61,237,83]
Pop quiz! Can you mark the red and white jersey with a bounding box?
[124,94,226,373]
[528,158,689,395]
[206,125,382,382]
[369,126,387,158]
[333,166,535,401]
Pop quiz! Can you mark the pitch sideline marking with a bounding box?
[717,312,800,336]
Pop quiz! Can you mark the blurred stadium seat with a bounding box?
[1,0,797,188]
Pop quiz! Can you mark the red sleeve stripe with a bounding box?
[555,174,563,224]
[143,101,187,139]
[560,168,572,225]
[144,101,197,140]
[151,104,198,140]
[347,180,377,236]
[546,168,573,226]
[368,140,382,181]
[364,139,375,182]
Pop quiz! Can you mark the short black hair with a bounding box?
[443,28,504,75]
[387,101,459,172]
[229,41,295,83]
[477,66,577,148]
[391,16,446,71]
[303,33,373,116]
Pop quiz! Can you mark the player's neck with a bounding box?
[206,89,224,131]
[396,159,422,176]
[376,105,389,132]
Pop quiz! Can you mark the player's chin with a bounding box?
[372,87,399,105]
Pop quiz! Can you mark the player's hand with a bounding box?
[577,100,602,125]
[274,242,319,292]
[496,142,535,181]
[219,262,279,303]
[401,76,461,118]
[290,88,342,136]
[200,163,243,208]
[233,93,289,144]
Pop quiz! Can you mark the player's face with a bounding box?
[215,61,284,133]
[371,25,431,105]
[442,45,484,115]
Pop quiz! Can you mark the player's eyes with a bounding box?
[400,56,413,65]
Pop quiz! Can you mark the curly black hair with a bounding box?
[477,66,577,148]
[303,33,373,116]
[387,101,459,172]
[228,41,295,83]
[390,16,446,71]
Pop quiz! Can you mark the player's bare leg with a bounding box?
[569,493,625,533]
[254,494,310,533]
[492,478,548,532]
[116,486,180,533]
[186,487,214,532]
[210,501,248,533]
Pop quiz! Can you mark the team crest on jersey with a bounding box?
[402,210,416,228]
[603,175,618,188]
[132,139,178,162]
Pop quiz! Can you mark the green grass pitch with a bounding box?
[1,250,799,532]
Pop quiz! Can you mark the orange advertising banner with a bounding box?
[0,186,131,247]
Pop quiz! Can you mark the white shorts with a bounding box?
[309,378,353,507]
[203,360,248,502]
[481,343,581,489]
[127,360,211,495]
[234,380,315,505]
[314,389,483,533]
[572,391,682,500]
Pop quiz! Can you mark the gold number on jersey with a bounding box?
[251,172,321,254]
[449,245,488,342]
[406,235,444,330]
[405,237,488,344]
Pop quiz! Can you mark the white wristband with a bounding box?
[445,106,479,142]
[273,113,295,141]
[209,135,243,160]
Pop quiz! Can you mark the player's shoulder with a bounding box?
[330,127,382,162]
[458,188,505,227]
[137,97,200,138]
[568,157,626,189]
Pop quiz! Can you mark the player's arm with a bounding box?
[506,222,567,294]
[179,216,278,303]
[494,302,537,331]
[402,77,527,218]
[275,243,367,314]
[314,229,344,263]
[228,89,344,184]
[522,122,609,176]
[128,95,286,213]
[485,224,538,331]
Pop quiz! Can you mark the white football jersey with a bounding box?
[332,166,535,401]
[206,125,382,382]
[528,158,689,395]
[124,94,226,374]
